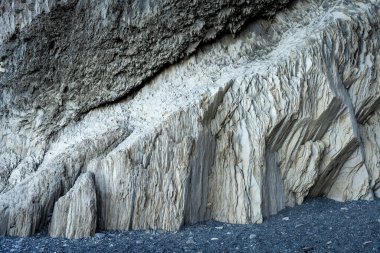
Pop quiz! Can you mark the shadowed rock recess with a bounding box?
[0,0,379,239]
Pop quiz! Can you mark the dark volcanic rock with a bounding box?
[0,0,291,145]
[0,198,379,252]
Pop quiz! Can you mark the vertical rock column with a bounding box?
[49,172,97,239]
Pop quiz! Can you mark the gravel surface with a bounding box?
[1,198,379,253]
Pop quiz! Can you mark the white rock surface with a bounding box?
[0,0,379,237]
[49,172,97,239]
[361,110,380,198]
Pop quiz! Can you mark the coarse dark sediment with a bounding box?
[0,198,379,253]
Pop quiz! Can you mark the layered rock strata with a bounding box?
[0,0,379,238]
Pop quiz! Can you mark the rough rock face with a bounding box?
[0,0,291,237]
[0,0,379,238]
[49,172,97,239]
[0,0,291,198]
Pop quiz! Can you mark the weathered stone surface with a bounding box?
[49,172,97,239]
[361,110,380,198]
[0,126,122,236]
[0,0,290,237]
[0,0,291,201]
[0,0,379,238]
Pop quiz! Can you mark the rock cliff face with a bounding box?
[49,172,97,239]
[0,0,379,238]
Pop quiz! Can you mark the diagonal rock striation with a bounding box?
[0,0,379,238]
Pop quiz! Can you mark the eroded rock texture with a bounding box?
[49,172,96,239]
[0,0,379,238]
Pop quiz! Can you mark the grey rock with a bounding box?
[95,233,106,239]
[0,0,379,239]
[49,172,97,239]
[186,237,196,244]
[0,0,291,192]
[0,0,291,238]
